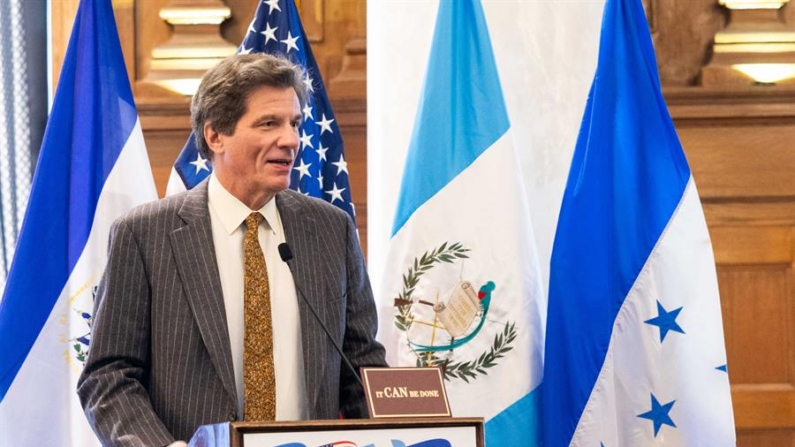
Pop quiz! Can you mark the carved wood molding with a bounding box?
[327,38,366,103]
[665,85,795,123]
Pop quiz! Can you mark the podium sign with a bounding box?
[362,367,451,418]
[189,417,484,447]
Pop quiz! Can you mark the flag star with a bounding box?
[247,20,257,35]
[299,129,314,149]
[317,173,324,189]
[303,74,315,93]
[239,45,254,55]
[260,22,278,45]
[302,104,314,121]
[316,114,335,134]
[264,0,281,15]
[316,143,328,162]
[189,153,210,174]
[325,182,346,203]
[332,154,348,175]
[281,31,300,53]
[644,301,685,342]
[293,159,312,179]
[350,202,356,217]
[637,394,676,437]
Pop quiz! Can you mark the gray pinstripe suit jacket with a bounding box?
[77,181,387,447]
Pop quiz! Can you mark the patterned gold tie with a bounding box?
[243,212,276,421]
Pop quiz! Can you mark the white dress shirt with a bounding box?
[206,174,309,422]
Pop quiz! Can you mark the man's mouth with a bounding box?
[267,158,293,166]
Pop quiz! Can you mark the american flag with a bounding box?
[167,0,356,223]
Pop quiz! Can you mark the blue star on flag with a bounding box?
[637,393,677,437]
[644,300,685,342]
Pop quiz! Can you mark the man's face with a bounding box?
[205,85,302,209]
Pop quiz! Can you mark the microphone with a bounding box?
[278,243,364,389]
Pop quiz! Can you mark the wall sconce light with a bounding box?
[702,0,795,85]
[144,0,237,96]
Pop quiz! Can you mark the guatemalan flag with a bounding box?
[378,1,545,446]
[0,0,158,445]
[542,0,736,445]
[165,0,356,223]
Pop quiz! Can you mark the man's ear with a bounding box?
[204,122,224,156]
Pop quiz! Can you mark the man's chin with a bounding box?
[269,180,291,195]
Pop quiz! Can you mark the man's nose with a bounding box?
[279,124,300,149]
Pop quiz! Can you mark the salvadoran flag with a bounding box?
[542,0,736,445]
[378,1,545,445]
[0,0,158,445]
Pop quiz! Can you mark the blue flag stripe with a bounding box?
[0,0,137,400]
[485,387,541,446]
[543,0,691,445]
[391,0,509,236]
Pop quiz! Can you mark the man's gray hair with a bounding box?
[190,53,308,159]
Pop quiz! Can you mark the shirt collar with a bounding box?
[208,173,280,236]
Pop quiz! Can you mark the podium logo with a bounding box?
[391,241,517,383]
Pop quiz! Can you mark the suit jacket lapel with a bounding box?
[276,192,327,415]
[169,181,238,406]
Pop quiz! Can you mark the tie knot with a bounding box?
[245,212,263,231]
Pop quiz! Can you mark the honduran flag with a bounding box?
[542,0,736,445]
[378,1,545,446]
[0,0,158,445]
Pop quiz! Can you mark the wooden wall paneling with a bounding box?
[678,124,795,199]
[732,384,795,431]
[50,0,135,93]
[219,0,258,49]
[310,1,368,252]
[650,0,726,86]
[704,202,795,228]
[332,96,367,252]
[717,260,791,384]
[668,86,795,445]
[133,0,190,195]
[134,0,170,88]
[113,0,136,87]
[713,225,795,434]
[667,87,795,201]
[297,0,324,41]
[137,102,191,198]
[737,429,795,447]
[50,0,78,92]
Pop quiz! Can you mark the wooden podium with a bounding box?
[188,417,484,447]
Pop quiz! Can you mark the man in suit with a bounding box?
[77,53,387,447]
